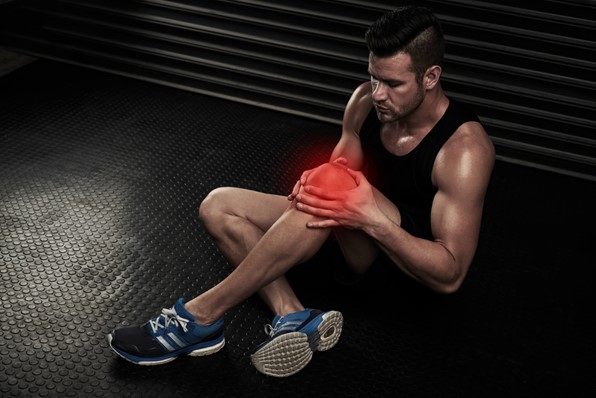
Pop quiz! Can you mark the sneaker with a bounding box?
[250,308,343,377]
[107,298,225,365]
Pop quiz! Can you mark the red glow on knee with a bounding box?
[306,162,357,191]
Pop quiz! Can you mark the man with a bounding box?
[108,5,495,377]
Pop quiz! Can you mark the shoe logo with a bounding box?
[157,335,176,352]
[273,320,302,335]
[157,332,188,352]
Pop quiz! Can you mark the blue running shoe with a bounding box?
[250,308,343,377]
[108,298,225,365]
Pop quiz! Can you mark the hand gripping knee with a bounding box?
[306,163,357,191]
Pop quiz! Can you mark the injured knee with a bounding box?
[306,162,357,191]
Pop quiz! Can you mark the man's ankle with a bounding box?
[184,301,220,326]
[276,305,306,317]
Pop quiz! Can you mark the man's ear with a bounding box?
[424,65,442,89]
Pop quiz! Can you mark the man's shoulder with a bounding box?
[441,98,491,154]
[445,119,493,154]
[437,121,495,178]
[344,82,375,136]
[349,82,374,112]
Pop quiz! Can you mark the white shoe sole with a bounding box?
[250,310,343,377]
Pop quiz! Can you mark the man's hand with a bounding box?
[287,157,349,202]
[295,168,382,230]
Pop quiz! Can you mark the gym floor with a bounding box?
[0,57,594,397]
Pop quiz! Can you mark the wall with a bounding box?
[1,0,594,180]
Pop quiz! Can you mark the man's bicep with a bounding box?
[430,184,485,270]
[431,136,494,261]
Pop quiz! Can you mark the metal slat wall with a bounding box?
[1,0,595,181]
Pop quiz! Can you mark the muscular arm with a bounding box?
[288,82,370,200]
[329,82,372,169]
[359,123,495,292]
[299,120,494,293]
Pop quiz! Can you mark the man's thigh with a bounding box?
[209,187,290,232]
[333,229,379,274]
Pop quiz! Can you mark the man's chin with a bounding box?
[375,110,396,123]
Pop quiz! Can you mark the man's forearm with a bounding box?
[362,190,461,293]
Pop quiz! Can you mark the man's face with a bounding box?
[368,52,425,123]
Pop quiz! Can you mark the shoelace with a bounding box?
[263,323,275,337]
[149,306,190,334]
[263,316,283,337]
[262,316,302,337]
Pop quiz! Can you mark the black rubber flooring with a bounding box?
[1,60,594,398]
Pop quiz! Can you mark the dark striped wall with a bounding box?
[1,0,594,181]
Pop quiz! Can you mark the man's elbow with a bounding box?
[429,269,467,294]
[433,279,463,294]
[428,248,471,294]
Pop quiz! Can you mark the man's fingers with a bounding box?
[346,168,362,184]
[303,185,345,200]
[307,219,340,228]
[288,179,301,200]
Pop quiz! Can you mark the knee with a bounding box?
[306,163,357,191]
[199,187,233,233]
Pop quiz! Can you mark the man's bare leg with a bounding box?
[106,186,331,369]
[108,163,371,373]
[187,163,390,324]
[186,190,330,325]
[195,187,308,317]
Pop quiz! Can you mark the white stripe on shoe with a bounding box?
[168,332,187,348]
[157,336,176,352]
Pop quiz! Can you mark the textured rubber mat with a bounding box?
[0,60,594,397]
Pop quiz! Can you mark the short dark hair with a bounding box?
[365,6,445,78]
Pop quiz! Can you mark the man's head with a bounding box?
[365,6,444,82]
[365,6,445,123]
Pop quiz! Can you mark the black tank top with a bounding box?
[359,98,480,239]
